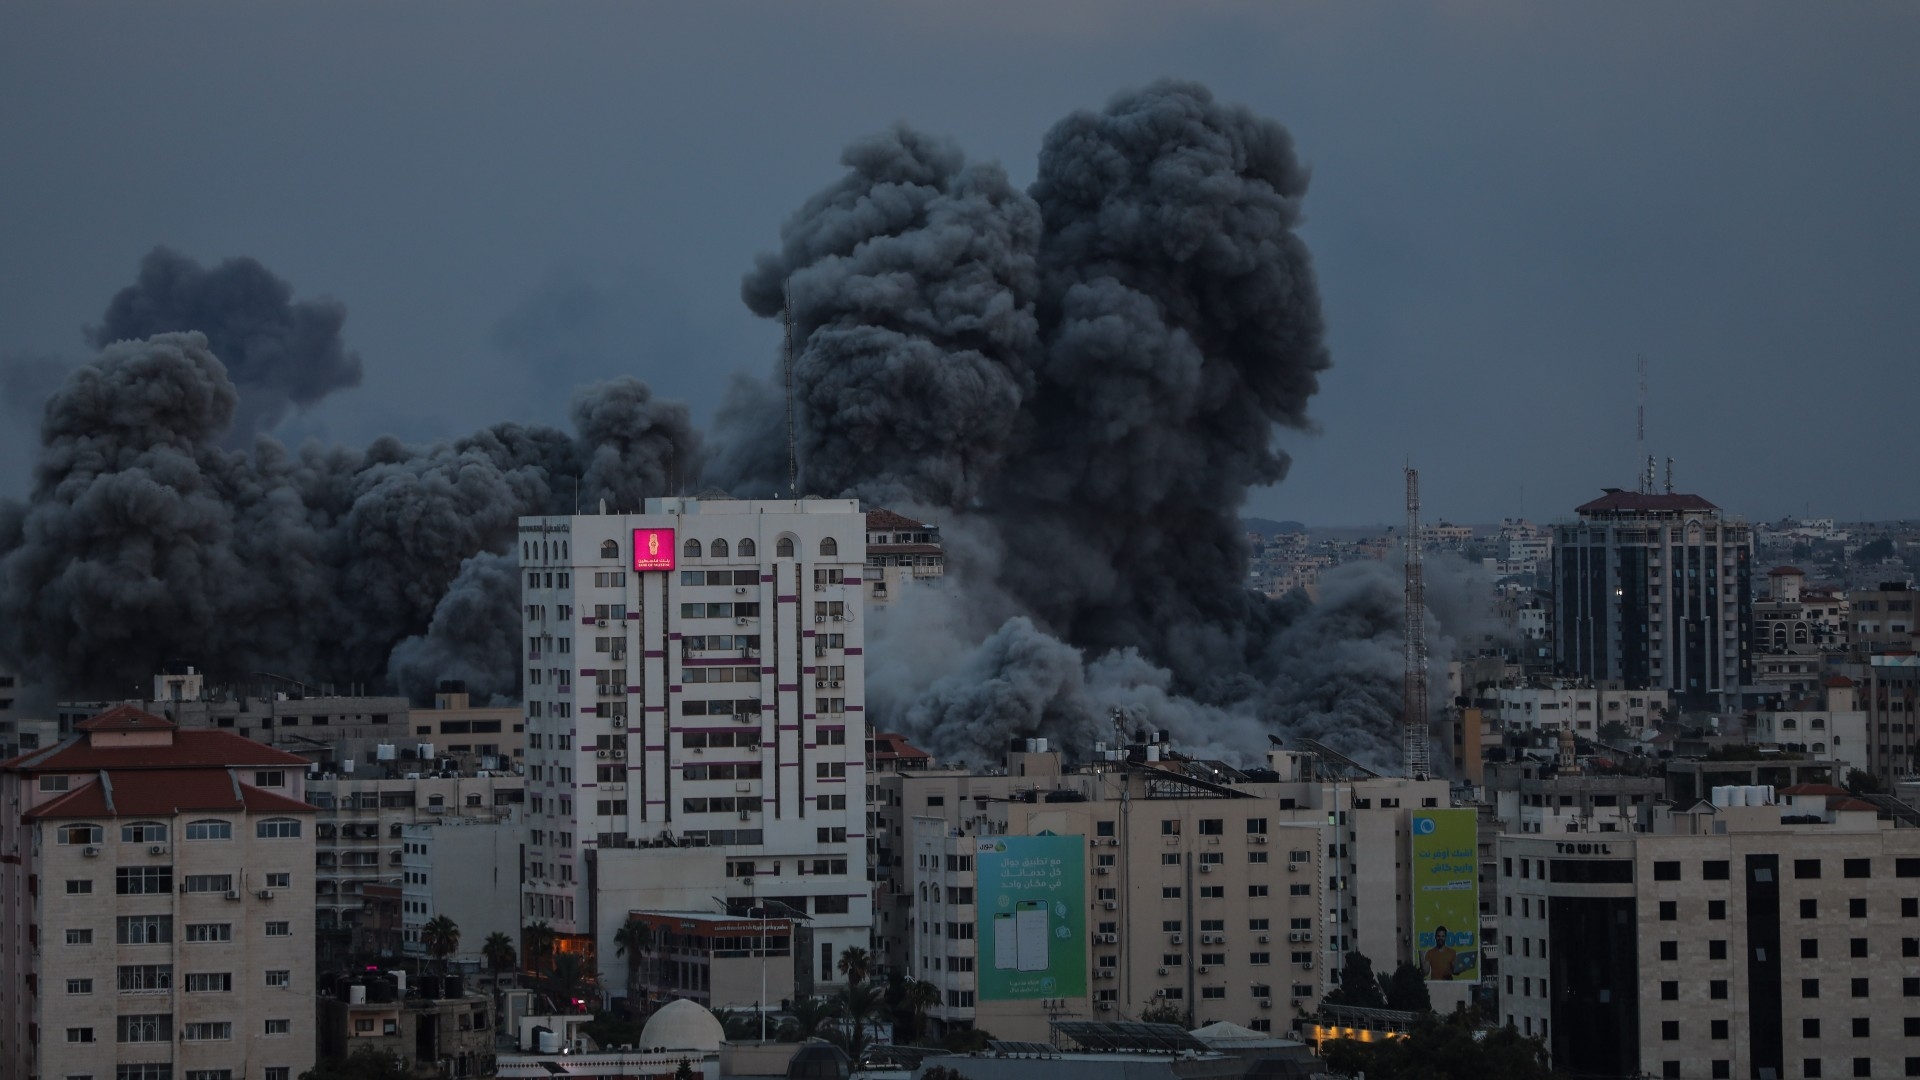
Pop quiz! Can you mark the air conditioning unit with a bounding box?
[596,750,609,759]
[1258,934,1271,944]
[1170,933,1182,944]
[736,617,749,626]
[814,584,826,592]
[1286,862,1299,872]
[1104,901,1117,910]
[1301,959,1314,970]
[815,680,827,689]
[1155,969,1168,977]
[612,718,626,728]
[739,809,751,821]
[735,586,747,595]
[149,845,168,856]
[1197,965,1211,974]
[1289,932,1307,943]
[1094,866,1110,875]
[1096,969,1114,978]
[1098,1002,1113,1011]
[832,614,844,621]
[815,616,826,623]
[596,618,608,628]
[612,749,625,759]
[1253,835,1269,844]
[830,680,841,688]
[256,889,274,901]
[1289,998,1301,1009]
[1200,864,1213,874]
[83,846,100,858]
[815,646,826,657]
[225,889,242,901]
[1261,998,1275,1009]
[1154,987,1168,997]
[1203,934,1220,945]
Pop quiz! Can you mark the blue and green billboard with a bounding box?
[975,835,1086,1000]
[1410,808,1480,982]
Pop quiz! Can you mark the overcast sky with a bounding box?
[3,2,1915,527]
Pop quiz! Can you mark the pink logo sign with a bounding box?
[632,528,676,572]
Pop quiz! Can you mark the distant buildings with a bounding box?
[1553,490,1754,710]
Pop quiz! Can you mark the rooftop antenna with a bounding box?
[783,283,799,500]
[1403,465,1431,781]
[1635,355,1648,493]
[1665,456,1674,495]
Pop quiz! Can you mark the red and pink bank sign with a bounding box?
[632,528,676,572]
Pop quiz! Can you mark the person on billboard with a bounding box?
[1423,925,1458,980]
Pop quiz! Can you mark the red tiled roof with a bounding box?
[1829,798,1882,813]
[870,732,931,761]
[2,728,309,773]
[26,769,314,819]
[1769,566,1807,577]
[1574,489,1719,514]
[76,704,177,733]
[865,508,933,531]
[1778,783,1849,797]
[1826,675,1855,688]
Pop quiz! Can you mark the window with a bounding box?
[1660,940,1678,961]
[1249,884,1269,898]
[117,1014,171,1043]
[116,915,171,944]
[1710,939,1728,960]
[67,977,93,994]
[1854,978,1871,998]
[601,539,619,558]
[264,920,289,937]
[820,537,838,557]
[1662,1021,1679,1041]
[777,537,795,558]
[1854,939,1870,959]
[118,965,172,992]
[58,823,102,845]
[181,874,234,894]
[265,872,290,889]
[684,538,702,558]
[1803,898,1820,919]
[256,818,301,839]
[1162,853,1181,866]
[1855,1019,1871,1038]
[1712,1019,1729,1039]
[1808,1061,1824,1079]
[739,538,756,557]
[1708,899,1727,920]
[1711,979,1728,999]
[1661,980,1678,1000]
[1846,858,1873,878]
[66,878,93,894]
[1703,860,1730,880]
[182,1021,232,1041]
[265,1018,291,1035]
[1804,938,1822,959]
[265,969,290,987]
[120,821,167,843]
[1807,1018,1823,1038]
[1655,861,1680,881]
[1852,899,1869,918]
[267,1069,292,1080]
[1659,901,1677,921]
[1162,886,1182,899]
[1797,858,1824,879]
[184,923,231,943]
[1198,819,1224,835]
[1249,952,1271,965]
[67,1027,95,1042]
[116,866,172,894]
[183,819,233,841]
[184,972,232,993]
[1806,979,1822,998]
[1856,1060,1872,1078]
[186,1072,236,1080]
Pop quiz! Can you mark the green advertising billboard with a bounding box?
[975,834,1087,1001]
[1410,808,1480,983]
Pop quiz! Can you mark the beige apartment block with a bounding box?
[0,706,318,1080]
[1499,785,1920,1080]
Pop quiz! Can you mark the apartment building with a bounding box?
[1852,583,1918,655]
[863,508,944,606]
[1554,489,1754,709]
[517,498,870,988]
[0,706,318,1080]
[1499,786,1920,1080]
[1864,654,1920,783]
[399,818,524,967]
[877,741,1458,1042]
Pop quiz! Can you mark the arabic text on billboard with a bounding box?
[632,528,675,572]
[975,835,1086,1001]
[1411,808,1480,983]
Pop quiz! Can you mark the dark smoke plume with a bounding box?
[738,81,1442,768]
[90,247,365,443]
[0,328,699,696]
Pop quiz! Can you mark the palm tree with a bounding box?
[483,933,518,988]
[548,953,588,1013]
[422,915,460,975]
[524,921,557,978]
[905,979,939,1041]
[613,916,653,1002]
[832,980,882,1062]
[835,945,871,987]
[776,995,841,1042]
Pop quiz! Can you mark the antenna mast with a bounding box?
[783,284,799,500]
[1404,466,1431,781]
[1635,355,1648,493]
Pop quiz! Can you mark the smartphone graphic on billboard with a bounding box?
[1016,899,1049,971]
[994,912,1018,969]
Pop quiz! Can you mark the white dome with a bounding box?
[639,998,725,1053]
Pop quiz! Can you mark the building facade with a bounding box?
[517,498,870,986]
[1553,489,1753,709]
[0,706,318,1080]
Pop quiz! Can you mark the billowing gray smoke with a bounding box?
[0,314,699,697]
[740,80,1459,768]
[91,247,366,444]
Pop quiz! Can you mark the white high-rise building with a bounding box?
[517,498,870,981]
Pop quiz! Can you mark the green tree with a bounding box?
[1856,538,1895,564]
[549,953,590,1012]
[1324,951,1388,1010]
[777,995,842,1042]
[675,1059,696,1080]
[1598,720,1630,742]
[422,915,460,975]
[1321,1013,1550,1080]
[905,978,940,1041]
[524,921,557,977]
[1379,962,1432,1012]
[1847,769,1887,796]
[300,1046,413,1080]
[483,932,518,985]
[831,979,883,1060]
[940,1027,993,1053]
[614,916,653,1000]
[836,945,871,987]
[1138,999,1192,1026]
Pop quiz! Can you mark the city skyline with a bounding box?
[3,3,1917,526]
